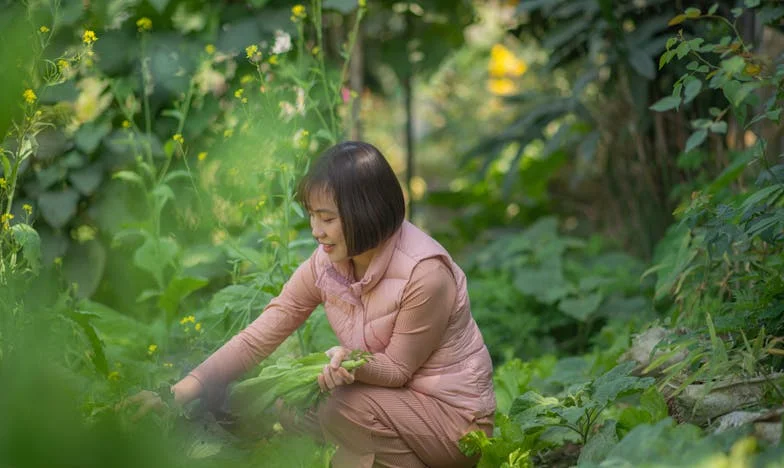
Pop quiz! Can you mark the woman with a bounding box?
[171,141,495,467]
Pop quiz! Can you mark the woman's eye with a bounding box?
[323,218,335,223]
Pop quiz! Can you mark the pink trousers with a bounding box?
[282,383,492,468]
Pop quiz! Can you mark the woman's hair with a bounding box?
[296,141,405,256]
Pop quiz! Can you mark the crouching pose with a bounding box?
[170,141,495,467]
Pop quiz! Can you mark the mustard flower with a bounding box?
[39,25,50,33]
[291,4,306,20]
[172,133,184,144]
[179,315,196,325]
[82,30,98,45]
[57,59,70,71]
[23,89,37,104]
[268,55,278,65]
[197,152,207,161]
[136,17,152,31]
[205,44,216,54]
[107,371,120,381]
[245,44,259,60]
[358,0,366,7]
[147,344,158,355]
[234,88,244,99]
[22,204,32,215]
[195,322,202,332]
[163,362,174,368]
[122,120,131,128]
[0,178,6,189]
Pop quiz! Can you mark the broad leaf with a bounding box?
[591,362,654,406]
[11,223,41,273]
[37,188,80,228]
[158,276,209,322]
[558,293,603,321]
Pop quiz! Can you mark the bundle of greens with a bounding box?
[229,350,370,420]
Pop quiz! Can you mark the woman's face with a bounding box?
[308,190,348,263]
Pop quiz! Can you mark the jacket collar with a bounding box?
[316,222,405,303]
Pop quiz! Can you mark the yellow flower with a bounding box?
[1,213,13,230]
[122,120,131,128]
[358,0,366,7]
[53,257,63,266]
[136,17,152,31]
[240,74,253,84]
[163,362,174,368]
[197,152,207,161]
[488,44,527,78]
[147,344,158,355]
[487,78,517,96]
[23,89,37,104]
[205,43,216,54]
[22,204,32,215]
[268,55,278,65]
[246,44,259,60]
[179,315,196,325]
[173,133,184,144]
[195,322,202,332]
[82,30,98,45]
[234,88,244,99]
[39,25,50,33]
[0,178,6,189]
[311,46,320,55]
[107,371,120,381]
[291,4,307,20]
[57,59,70,71]
[223,128,234,138]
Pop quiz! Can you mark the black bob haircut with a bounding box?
[296,141,406,257]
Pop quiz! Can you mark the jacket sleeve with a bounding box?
[189,252,322,399]
[354,258,454,387]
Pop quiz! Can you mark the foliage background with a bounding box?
[2,0,784,466]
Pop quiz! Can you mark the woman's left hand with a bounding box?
[317,346,356,392]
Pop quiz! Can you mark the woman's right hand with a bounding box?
[122,375,203,421]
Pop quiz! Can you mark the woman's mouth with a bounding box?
[322,244,334,253]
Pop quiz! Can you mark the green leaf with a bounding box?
[148,0,170,14]
[659,49,677,69]
[133,236,180,287]
[731,7,743,17]
[113,170,145,186]
[683,78,702,104]
[68,163,104,195]
[668,14,687,25]
[322,0,359,14]
[37,188,80,229]
[558,293,603,321]
[74,121,111,154]
[684,8,701,17]
[158,276,209,322]
[628,51,656,79]
[578,420,618,464]
[709,121,727,134]
[11,223,41,274]
[708,3,719,15]
[591,362,654,406]
[744,0,760,7]
[684,129,707,153]
[63,240,107,298]
[649,96,681,112]
[162,170,191,184]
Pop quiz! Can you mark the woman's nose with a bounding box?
[311,222,324,238]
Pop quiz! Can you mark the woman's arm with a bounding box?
[353,258,455,387]
[187,254,323,400]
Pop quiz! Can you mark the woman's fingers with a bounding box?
[329,347,349,369]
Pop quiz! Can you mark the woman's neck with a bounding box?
[351,248,377,281]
